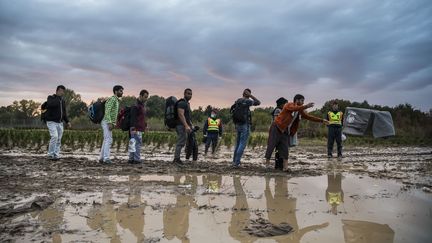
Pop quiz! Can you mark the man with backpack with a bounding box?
[99,85,123,164]
[264,94,329,171]
[128,90,149,164]
[173,88,193,165]
[231,89,261,167]
[44,85,71,160]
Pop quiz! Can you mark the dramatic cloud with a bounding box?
[0,0,431,110]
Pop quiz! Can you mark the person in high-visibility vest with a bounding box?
[203,109,223,155]
[326,172,344,215]
[327,101,344,158]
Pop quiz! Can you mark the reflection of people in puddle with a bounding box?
[87,190,121,243]
[33,205,64,242]
[265,176,329,242]
[229,176,255,243]
[342,220,394,243]
[326,172,344,215]
[163,175,198,243]
[116,175,145,242]
[202,174,223,193]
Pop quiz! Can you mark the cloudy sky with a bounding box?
[0,0,431,111]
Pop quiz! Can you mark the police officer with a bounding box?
[327,101,343,158]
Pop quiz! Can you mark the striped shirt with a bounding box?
[103,95,120,125]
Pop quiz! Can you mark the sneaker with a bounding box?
[327,154,333,158]
[173,158,184,165]
[231,164,240,169]
[98,159,104,164]
[103,159,112,164]
[127,159,135,164]
[48,156,59,161]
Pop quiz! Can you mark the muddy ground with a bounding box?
[0,145,431,242]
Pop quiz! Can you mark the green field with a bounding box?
[0,128,430,154]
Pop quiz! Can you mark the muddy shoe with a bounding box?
[173,158,184,166]
[283,168,292,173]
[48,155,59,161]
[103,159,112,164]
[231,164,240,169]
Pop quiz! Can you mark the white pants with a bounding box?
[100,120,113,161]
[47,121,64,158]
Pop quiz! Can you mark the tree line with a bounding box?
[1,89,431,141]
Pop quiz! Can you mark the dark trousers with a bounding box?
[265,123,289,160]
[205,133,219,154]
[186,131,198,161]
[274,150,284,170]
[174,125,187,160]
[327,126,342,156]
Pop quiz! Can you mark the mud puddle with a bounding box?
[1,173,431,243]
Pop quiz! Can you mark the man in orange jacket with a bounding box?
[265,94,329,171]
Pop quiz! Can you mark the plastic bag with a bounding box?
[128,138,136,153]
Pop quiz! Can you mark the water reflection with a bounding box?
[229,175,255,243]
[33,205,64,243]
[163,175,198,243]
[326,172,344,215]
[87,189,121,242]
[21,173,410,243]
[265,176,329,242]
[202,174,223,193]
[342,220,395,243]
[117,175,145,242]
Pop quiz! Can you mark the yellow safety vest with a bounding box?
[207,118,220,132]
[328,111,343,125]
[328,192,342,205]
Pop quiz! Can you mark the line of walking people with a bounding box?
[43,85,345,170]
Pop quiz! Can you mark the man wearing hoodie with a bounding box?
[45,85,71,160]
[128,89,149,164]
[271,97,288,170]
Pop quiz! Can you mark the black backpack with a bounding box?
[40,101,48,123]
[117,106,132,131]
[230,100,249,125]
[88,100,106,124]
[164,96,179,128]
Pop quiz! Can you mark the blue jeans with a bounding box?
[129,131,143,161]
[233,124,250,166]
[47,121,64,158]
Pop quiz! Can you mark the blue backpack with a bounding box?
[88,100,106,124]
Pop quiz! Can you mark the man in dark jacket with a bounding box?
[45,85,71,160]
[128,89,149,164]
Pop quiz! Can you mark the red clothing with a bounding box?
[130,100,147,132]
[274,102,323,134]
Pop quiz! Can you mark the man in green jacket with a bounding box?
[99,85,123,164]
